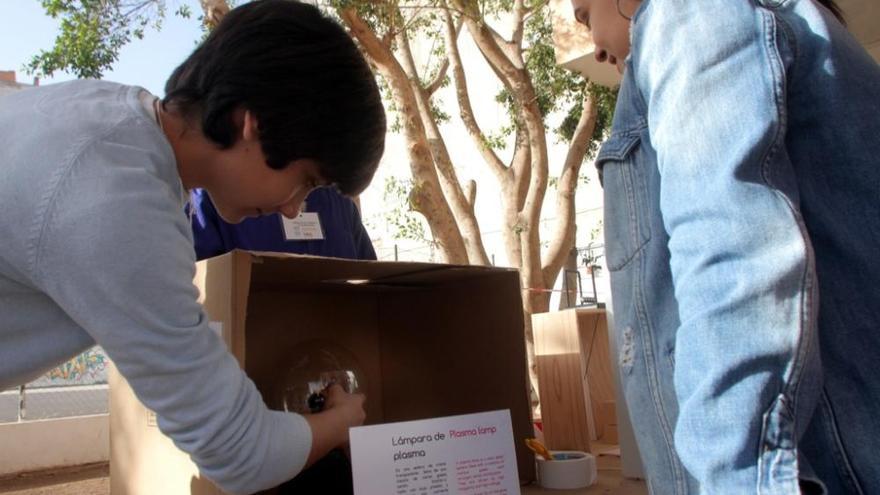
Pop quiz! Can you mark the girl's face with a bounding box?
[570,0,639,73]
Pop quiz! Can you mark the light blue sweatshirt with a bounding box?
[0,80,311,494]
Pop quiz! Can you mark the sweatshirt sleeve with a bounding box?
[31,133,311,495]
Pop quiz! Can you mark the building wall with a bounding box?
[0,71,38,97]
[0,416,109,476]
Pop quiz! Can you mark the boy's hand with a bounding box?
[323,383,366,429]
[303,384,365,467]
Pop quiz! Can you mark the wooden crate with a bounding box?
[533,308,616,453]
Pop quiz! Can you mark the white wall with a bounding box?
[0,415,109,475]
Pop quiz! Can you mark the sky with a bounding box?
[0,0,205,95]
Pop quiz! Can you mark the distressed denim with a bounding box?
[597,0,880,493]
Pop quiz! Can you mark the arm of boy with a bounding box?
[304,384,366,465]
[32,139,352,494]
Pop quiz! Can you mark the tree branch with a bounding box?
[450,0,548,293]
[443,8,506,181]
[397,17,422,81]
[522,0,550,23]
[542,90,599,286]
[464,180,477,208]
[425,17,461,95]
[511,0,526,49]
[449,0,520,86]
[510,121,531,210]
[339,7,397,70]
[397,12,490,265]
[120,1,159,20]
[339,6,470,264]
[424,59,449,95]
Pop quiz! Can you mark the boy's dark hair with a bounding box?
[817,0,845,24]
[164,0,385,195]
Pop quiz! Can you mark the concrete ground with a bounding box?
[0,447,646,495]
[0,463,108,495]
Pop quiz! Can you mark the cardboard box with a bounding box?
[533,308,615,453]
[110,251,535,494]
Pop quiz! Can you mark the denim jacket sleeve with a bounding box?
[631,0,820,490]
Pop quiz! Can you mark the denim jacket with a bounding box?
[597,0,880,493]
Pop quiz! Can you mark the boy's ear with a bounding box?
[241,109,260,143]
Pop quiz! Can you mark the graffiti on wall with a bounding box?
[29,347,109,388]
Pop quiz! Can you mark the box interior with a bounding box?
[239,253,535,484]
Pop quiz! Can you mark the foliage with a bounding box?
[382,176,430,243]
[475,3,617,161]
[28,0,615,152]
[580,220,604,270]
[558,83,618,159]
[491,7,582,138]
[548,173,590,190]
[24,0,236,78]
[27,0,174,78]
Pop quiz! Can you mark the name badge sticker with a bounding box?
[282,212,324,240]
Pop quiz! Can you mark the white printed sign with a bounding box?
[282,212,324,240]
[350,409,521,495]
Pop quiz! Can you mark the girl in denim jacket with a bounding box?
[570,0,879,492]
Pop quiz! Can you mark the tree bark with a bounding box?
[542,91,599,292]
[449,0,555,412]
[339,7,469,264]
[398,27,490,265]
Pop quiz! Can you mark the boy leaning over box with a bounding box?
[0,1,386,493]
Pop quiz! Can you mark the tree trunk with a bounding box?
[542,91,599,288]
[398,27,490,265]
[339,7,469,264]
[558,246,579,309]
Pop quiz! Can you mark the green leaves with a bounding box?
[485,4,617,151]
[382,176,429,242]
[27,0,172,79]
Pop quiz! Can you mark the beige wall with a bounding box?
[548,0,621,87]
[0,71,36,98]
[0,416,109,475]
[839,0,880,62]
